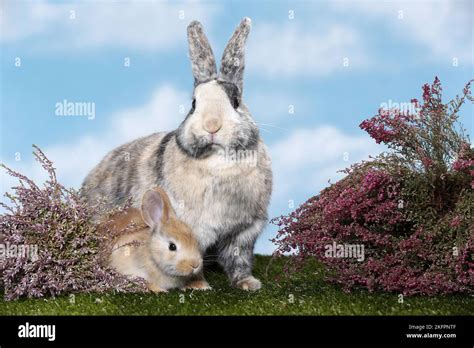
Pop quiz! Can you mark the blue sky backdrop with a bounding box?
[1,0,473,254]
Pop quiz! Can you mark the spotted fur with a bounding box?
[187,21,217,84]
[219,17,251,94]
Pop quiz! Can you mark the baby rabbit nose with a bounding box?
[203,118,222,134]
[191,260,201,270]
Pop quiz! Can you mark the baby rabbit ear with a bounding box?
[141,188,176,227]
[187,21,218,84]
[141,190,165,228]
[219,17,251,94]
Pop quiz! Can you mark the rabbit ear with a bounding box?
[219,17,251,94]
[141,189,165,228]
[141,187,176,228]
[187,21,217,84]
[152,187,176,219]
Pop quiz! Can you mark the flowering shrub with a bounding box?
[272,78,474,295]
[0,146,146,300]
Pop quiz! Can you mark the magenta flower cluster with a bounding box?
[272,78,473,295]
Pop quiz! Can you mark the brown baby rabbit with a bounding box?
[105,187,210,292]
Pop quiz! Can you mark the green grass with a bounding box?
[1,256,472,315]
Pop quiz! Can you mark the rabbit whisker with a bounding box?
[256,122,290,132]
[256,126,273,134]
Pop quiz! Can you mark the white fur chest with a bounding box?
[165,156,267,250]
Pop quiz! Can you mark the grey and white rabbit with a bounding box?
[81,18,272,291]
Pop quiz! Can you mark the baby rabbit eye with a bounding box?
[191,98,196,111]
[168,242,177,251]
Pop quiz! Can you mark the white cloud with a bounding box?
[247,22,368,77]
[245,0,472,79]
[269,125,380,201]
[0,1,61,42]
[254,125,381,255]
[331,0,473,63]
[1,85,187,193]
[0,0,218,51]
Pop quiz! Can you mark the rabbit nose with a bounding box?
[203,118,222,134]
[191,260,201,270]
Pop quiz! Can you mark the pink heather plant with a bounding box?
[272,78,474,295]
[0,146,146,300]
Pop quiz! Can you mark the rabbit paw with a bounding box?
[147,283,168,293]
[234,276,261,291]
[182,279,212,291]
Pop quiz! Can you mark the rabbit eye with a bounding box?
[168,242,177,251]
[191,99,196,111]
[232,96,239,109]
